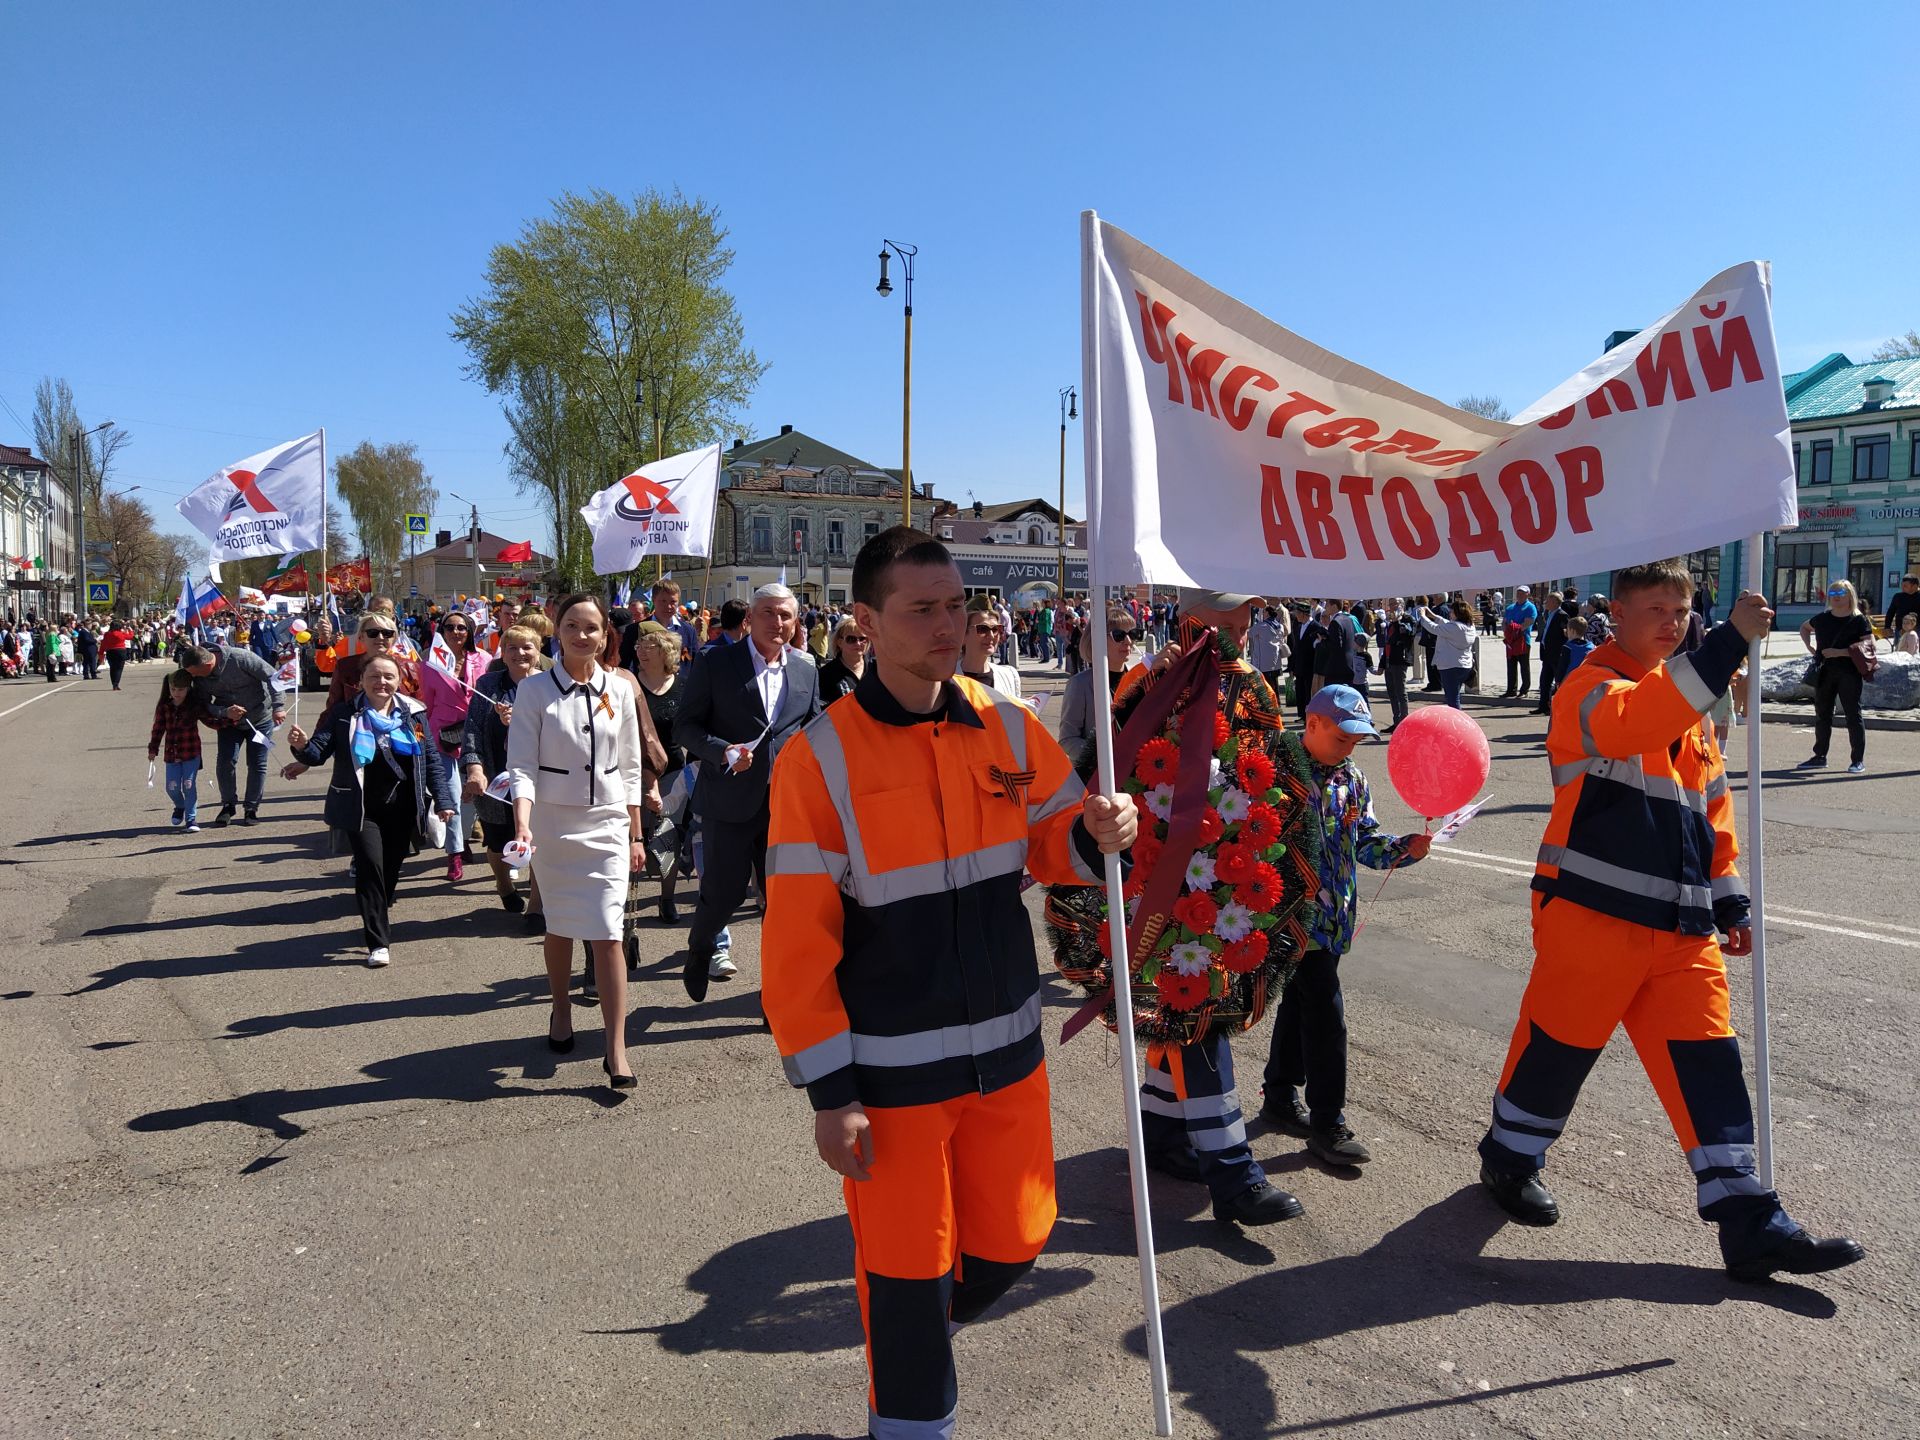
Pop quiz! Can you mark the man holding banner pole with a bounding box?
[1476,560,1863,1283]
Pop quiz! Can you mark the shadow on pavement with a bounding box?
[125,1031,629,1146]
[1115,1183,1841,1437]
[223,974,550,1037]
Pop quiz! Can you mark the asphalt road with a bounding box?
[2,660,1914,1440]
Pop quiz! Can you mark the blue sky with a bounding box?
[6,1,1916,551]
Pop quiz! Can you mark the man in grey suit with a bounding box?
[674,583,820,1001]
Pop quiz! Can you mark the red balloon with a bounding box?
[1386,707,1490,818]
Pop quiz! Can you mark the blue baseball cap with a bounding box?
[1306,684,1378,736]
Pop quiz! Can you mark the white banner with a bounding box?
[580,443,721,577]
[1084,218,1796,594]
[176,431,326,565]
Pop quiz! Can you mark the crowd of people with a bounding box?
[49,540,1880,1439]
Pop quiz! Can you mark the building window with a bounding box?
[1911,434,1920,481]
[1852,435,1890,483]
[1028,525,1044,545]
[863,518,881,543]
[828,519,847,555]
[1793,442,1802,483]
[790,515,810,556]
[939,526,952,540]
[1906,537,1920,578]
[1773,540,1828,605]
[1808,439,1832,486]
[750,514,773,554]
[1684,548,1721,600]
[1847,550,1885,614]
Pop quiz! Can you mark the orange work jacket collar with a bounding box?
[854,663,987,729]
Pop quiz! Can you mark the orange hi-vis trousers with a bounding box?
[847,1064,1056,1439]
[1479,894,1779,1226]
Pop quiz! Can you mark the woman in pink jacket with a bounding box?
[421,611,493,881]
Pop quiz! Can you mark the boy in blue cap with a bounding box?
[1262,684,1430,1165]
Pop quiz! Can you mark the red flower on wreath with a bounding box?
[1156,968,1211,1011]
[1220,932,1270,973]
[1214,842,1257,886]
[1124,868,1147,900]
[1134,737,1178,785]
[1096,921,1114,959]
[1172,891,1218,935]
[1237,750,1276,795]
[1132,832,1163,878]
[1240,803,1281,849]
[1214,712,1232,748]
[1196,807,1225,847]
[1236,863,1284,913]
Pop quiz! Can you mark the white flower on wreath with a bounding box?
[1167,941,1213,976]
[1144,783,1175,821]
[1213,901,1253,943]
[1208,757,1227,791]
[1184,852,1216,891]
[1216,786,1251,824]
[1126,894,1142,924]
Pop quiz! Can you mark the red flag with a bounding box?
[495,540,534,563]
[262,562,311,596]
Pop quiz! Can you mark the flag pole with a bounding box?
[1080,207,1173,1438]
[1743,534,1775,1189]
[700,441,722,618]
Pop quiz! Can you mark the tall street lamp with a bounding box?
[449,491,483,599]
[876,240,917,527]
[71,420,113,616]
[1058,386,1077,602]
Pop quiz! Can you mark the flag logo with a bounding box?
[219,468,281,519]
[614,473,682,531]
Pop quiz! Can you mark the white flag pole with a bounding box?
[1081,208,1173,1438]
[1743,534,1775,1189]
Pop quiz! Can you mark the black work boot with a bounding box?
[1213,1182,1304,1226]
[1308,1123,1372,1167]
[1259,1089,1311,1138]
[1480,1161,1560,1226]
[1723,1219,1865,1284]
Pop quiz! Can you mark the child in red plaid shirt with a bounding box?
[148,670,205,831]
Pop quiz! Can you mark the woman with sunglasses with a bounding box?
[960,594,1024,700]
[321,613,420,727]
[815,616,869,702]
[422,611,495,881]
[1057,605,1140,769]
[1798,578,1872,773]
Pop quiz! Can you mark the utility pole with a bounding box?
[470,500,481,599]
[1058,386,1077,604]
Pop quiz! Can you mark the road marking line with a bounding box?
[1425,853,1917,948]
[0,683,78,720]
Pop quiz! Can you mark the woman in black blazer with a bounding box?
[283,654,457,967]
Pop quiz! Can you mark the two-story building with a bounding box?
[1766,353,1920,626]
[1,444,72,618]
[927,498,1089,602]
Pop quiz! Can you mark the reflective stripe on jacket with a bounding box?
[1532,624,1749,936]
[764,668,1104,1112]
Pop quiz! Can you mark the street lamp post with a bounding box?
[450,491,482,600]
[71,420,113,616]
[876,240,917,527]
[1058,386,1077,603]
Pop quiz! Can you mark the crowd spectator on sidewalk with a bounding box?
[282,655,456,968]
[816,617,868,702]
[960,595,1023,699]
[1246,604,1287,695]
[1535,588,1577,714]
[177,641,285,826]
[1798,579,1872,774]
[1379,597,1417,730]
[1056,604,1137,769]
[1884,574,1920,643]
[147,668,206,832]
[1502,586,1539,697]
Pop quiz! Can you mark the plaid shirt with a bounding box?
[149,695,203,764]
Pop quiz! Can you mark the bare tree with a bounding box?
[1868,330,1920,362]
[1455,394,1512,421]
[31,376,131,510]
[91,491,165,602]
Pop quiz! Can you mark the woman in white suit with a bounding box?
[508,592,651,1089]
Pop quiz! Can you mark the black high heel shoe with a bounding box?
[547,1017,575,1053]
[603,1058,637,1091]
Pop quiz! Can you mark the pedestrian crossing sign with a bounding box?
[405,514,430,534]
[86,580,115,607]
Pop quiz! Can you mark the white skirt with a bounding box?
[530,801,629,942]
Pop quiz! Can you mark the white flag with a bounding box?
[271,654,300,692]
[176,431,327,566]
[237,585,267,608]
[1082,217,1796,594]
[427,628,456,675]
[484,771,514,802]
[579,443,721,577]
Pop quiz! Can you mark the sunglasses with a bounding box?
[842,634,868,645]
[361,628,396,638]
[972,623,1004,635]
[1109,628,1136,642]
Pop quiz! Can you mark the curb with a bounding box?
[1455,689,1920,733]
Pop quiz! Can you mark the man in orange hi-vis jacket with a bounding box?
[1478,559,1863,1285]
[764,527,1136,1440]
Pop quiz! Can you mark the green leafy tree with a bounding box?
[451,188,765,590]
[332,443,435,596]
